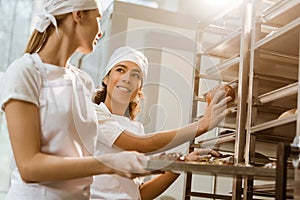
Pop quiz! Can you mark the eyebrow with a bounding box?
[132,69,142,74]
[115,64,142,74]
[115,64,127,68]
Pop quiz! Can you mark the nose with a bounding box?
[96,18,103,38]
[97,32,103,38]
[121,72,131,83]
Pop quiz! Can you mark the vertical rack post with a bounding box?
[275,143,290,200]
[232,0,253,198]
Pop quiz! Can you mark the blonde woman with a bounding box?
[0,1,149,200]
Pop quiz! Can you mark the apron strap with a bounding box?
[30,53,48,107]
[69,67,97,154]
[31,53,47,82]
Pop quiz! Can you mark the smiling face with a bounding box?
[103,61,143,108]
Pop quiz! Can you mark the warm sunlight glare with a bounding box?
[206,0,240,8]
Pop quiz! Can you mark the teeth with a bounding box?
[117,86,130,92]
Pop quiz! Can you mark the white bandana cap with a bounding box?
[100,46,148,86]
[35,0,101,33]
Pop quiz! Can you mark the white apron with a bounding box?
[5,53,97,200]
[91,103,145,200]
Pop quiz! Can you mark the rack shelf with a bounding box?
[258,82,298,103]
[254,18,300,55]
[192,132,236,152]
[199,28,241,59]
[262,0,300,26]
[203,56,240,82]
[192,132,236,148]
[253,182,294,199]
[200,25,236,36]
[250,114,296,133]
[254,54,298,85]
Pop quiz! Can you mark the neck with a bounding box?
[104,98,128,116]
[38,31,78,67]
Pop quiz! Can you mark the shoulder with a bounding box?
[132,120,144,128]
[0,54,41,109]
[5,54,39,78]
[95,102,112,117]
[9,54,35,69]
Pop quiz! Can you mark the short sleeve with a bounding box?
[0,54,41,111]
[95,103,125,147]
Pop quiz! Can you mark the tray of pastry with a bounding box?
[143,153,277,179]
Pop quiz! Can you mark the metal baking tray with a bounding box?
[143,159,277,179]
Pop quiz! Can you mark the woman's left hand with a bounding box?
[185,149,221,161]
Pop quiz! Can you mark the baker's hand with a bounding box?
[200,90,232,131]
[185,149,221,161]
[96,151,151,179]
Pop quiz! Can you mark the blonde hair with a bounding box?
[25,13,69,54]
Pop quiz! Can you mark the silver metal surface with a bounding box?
[144,160,276,178]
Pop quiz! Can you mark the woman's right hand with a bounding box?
[96,151,151,179]
[199,90,233,132]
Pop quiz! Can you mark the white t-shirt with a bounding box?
[91,102,145,200]
[0,53,97,200]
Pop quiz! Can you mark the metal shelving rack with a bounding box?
[184,0,252,199]
[245,0,300,198]
[143,0,299,199]
[181,0,299,199]
[186,0,300,198]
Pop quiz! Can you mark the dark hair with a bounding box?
[93,83,143,120]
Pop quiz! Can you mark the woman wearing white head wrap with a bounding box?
[99,46,149,84]
[0,1,149,200]
[92,46,231,199]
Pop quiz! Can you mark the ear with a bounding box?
[103,76,108,85]
[72,11,85,23]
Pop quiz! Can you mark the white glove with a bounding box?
[200,90,232,131]
[96,151,150,179]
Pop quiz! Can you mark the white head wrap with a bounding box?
[35,0,101,33]
[100,46,148,86]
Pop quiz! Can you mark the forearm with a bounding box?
[139,172,180,200]
[148,120,207,153]
[142,93,232,153]
[5,101,113,183]
[19,153,113,183]
[113,89,232,154]
[120,121,207,154]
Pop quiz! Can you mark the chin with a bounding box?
[113,97,130,105]
[77,46,93,54]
